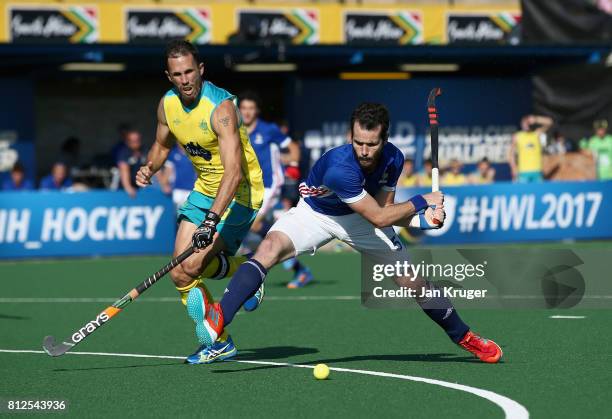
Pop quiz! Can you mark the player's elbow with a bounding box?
[371,214,389,229]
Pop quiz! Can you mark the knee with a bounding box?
[395,275,426,290]
[170,264,193,287]
[254,235,284,268]
[179,258,202,279]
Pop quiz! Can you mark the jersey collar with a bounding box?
[178,82,205,113]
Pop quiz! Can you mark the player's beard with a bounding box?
[358,150,383,173]
[358,156,379,172]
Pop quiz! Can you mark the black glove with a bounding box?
[192,211,220,250]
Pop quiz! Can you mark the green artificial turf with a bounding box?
[1,247,611,418]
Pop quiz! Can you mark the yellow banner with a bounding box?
[0,2,520,45]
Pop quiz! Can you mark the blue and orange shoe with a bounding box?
[185,335,237,364]
[458,330,503,363]
[287,267,314,289]
[186,287,224,347]
[243,283,265,312]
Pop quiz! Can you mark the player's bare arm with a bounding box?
[135,98,176,187]
[530,115,553,134]
[374,189,445,228]
[375,189,395,208]
[348,191,443,229]
[209,99,243,218]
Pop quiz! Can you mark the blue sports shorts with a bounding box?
[518,171,543,183]
[177,191,258,255]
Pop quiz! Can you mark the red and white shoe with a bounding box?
[458,330,503,363]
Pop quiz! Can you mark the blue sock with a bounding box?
[292,259,303,273]
[220,259,267,326]
[417,285,469,343]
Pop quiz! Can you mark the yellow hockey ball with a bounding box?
[313,363,330,380]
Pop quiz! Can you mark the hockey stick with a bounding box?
[42,246,195,357]
[427,87,442,192]
[427,87,442,225]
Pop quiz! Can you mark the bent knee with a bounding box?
[179,259,202,279]
[254,233,288,268]
[170,263,193,287]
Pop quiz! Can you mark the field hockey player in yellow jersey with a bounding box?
[508,115,552,183]
[135,41,264,364]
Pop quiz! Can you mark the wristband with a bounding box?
[205,211,220,225]
[408,194,428,213]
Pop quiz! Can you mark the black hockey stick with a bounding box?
[427,87,442,225]
[42,246,195,357]
[427,87,442,192]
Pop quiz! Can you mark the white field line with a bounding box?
[0,296,359,303]
[0,349,528,419]
[548,315,586,319]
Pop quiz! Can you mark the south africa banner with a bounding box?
[125,8,211,44]
[9,6,98,43]
[343,11,423,45]
[446,12,520,44]
[237,9,319,45]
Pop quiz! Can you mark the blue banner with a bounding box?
[396,181,612,244]
[0,190,175,259]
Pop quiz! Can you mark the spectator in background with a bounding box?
[40,162,73,190]
[59,136,82,174]
[508,114,553,182]
[2,161,34,191]
[117,129,147,198]
[469,157,496,184]
[470,157,496,184]
[160,144,197,208]
[546,130,574,155]
[417,158,433,187]
[276,118,304,206]
[110,122,132,165]
[580,119,612,180]
[398,158,417,187]
[442,159,467,186]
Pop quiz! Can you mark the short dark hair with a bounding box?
[117,122,132,133]
[239,90,262,109]
[165,40,199,66]
[350,103,390,141]
[11,161,25,173]
[528,123,542,132]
